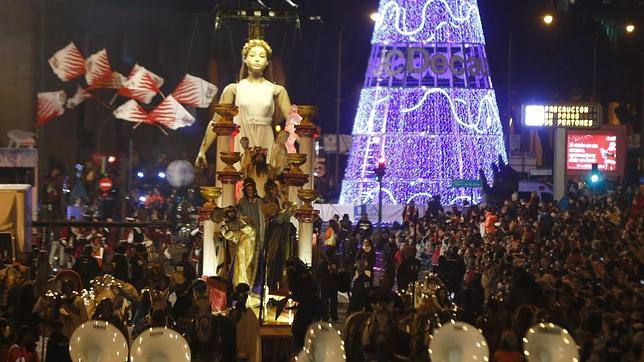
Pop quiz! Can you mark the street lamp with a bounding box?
[335,12,378,190]
[506,14,554,134]
[625,24,635,33]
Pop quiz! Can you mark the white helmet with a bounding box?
[523,322,580,362]
[296,322,346,362]
[428,320,489,362]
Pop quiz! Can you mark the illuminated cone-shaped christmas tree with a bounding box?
[340,0,507,205]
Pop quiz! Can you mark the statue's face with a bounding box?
[225,208,238,222]
[253,153,265,163]
[245,46,269,74]
[245,184,255,195]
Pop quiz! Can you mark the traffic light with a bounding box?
[590,163,600,183]
[374,155,386,181]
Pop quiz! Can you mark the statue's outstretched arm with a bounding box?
[274,85,292,125]
[195,83,237,167]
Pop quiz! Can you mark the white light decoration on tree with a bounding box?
[340,0,507,205]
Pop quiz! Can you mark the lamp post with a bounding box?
[506,13,554,133]
[335,13,378,188]
[592,33,599,102]
[374,155,385,230]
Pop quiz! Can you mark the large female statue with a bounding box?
[196,39,292,166]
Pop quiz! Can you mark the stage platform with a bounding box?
[260,324,293,362]
[249,293,294,326]
[249,294,294,362]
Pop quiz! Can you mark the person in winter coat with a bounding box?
[397,244,420,292]
[438,246,465,299]
[348,261,373,314]
[72,245,100,289]
[355,239,376,279]
[317,249,339,322]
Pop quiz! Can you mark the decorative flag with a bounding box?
[90,71,126,90]
[118,65,164,104]
[149,96,195,130]
[170,74,218,108]
[48,42,85,81]
[37,90,67,125]
[85,49,113,88]
[112,99,149,124]
[65,85,92,109]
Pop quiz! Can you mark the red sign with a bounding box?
[566,134,618,172]
[99,177,113,191]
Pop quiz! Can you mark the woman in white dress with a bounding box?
[196,39,292,167]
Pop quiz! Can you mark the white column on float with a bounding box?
[298,222,313,266]
[201,220,216,277]
[221,182,236,207]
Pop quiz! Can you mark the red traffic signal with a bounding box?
[377,155,386,168]
[375,155,386,179]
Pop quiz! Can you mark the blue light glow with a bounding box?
[158,171,166,179]
[340,0,507,206]
[137,171,144,178]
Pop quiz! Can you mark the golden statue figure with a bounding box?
[269,130,289,176]
[218,206,257,287]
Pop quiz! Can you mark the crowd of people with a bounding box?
[318,181,643,361]
[0,176,641,361]
[41,153,202,224]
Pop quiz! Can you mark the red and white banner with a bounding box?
[37,90,67,125]
[112,99,149,124]
[66,85,92,109]
[91,71,126,90]
[171,74,218,108]
[149,96,195,130]
[118,65,164,104]
[48,42,86,81]
[85,49,113,88]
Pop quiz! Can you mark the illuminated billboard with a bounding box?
[567,134,617,171]
[566,126,626,178]
[522,103,602,129]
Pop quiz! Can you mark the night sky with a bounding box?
[36,0,642,167]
